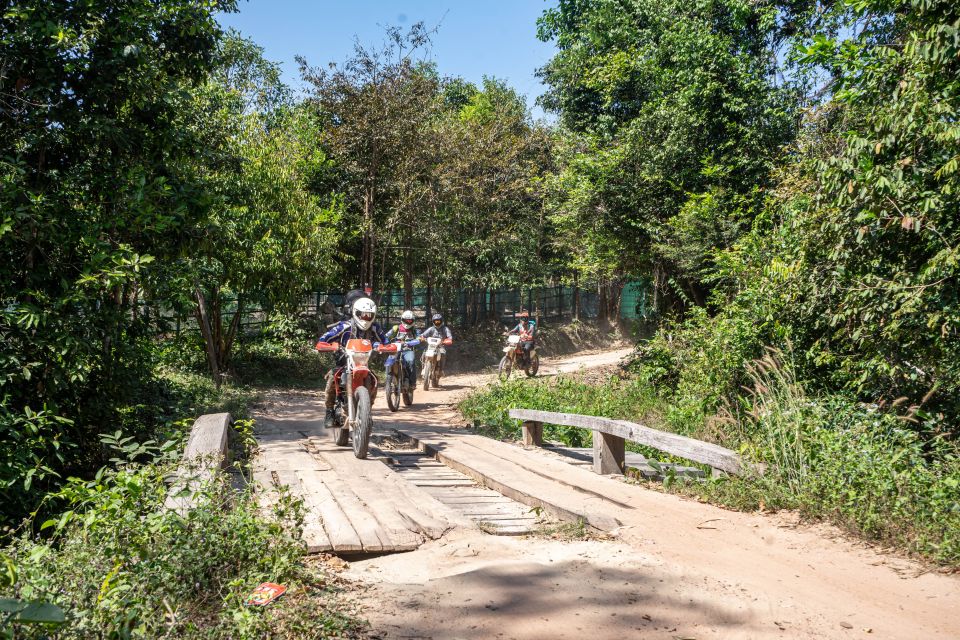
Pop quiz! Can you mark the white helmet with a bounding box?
[401,310,415,327]
[352,297,377,331]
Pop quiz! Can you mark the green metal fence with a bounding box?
[153,279,654,337]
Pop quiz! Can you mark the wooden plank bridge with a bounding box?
[247,383,738,554]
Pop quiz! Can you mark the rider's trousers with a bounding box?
[401,349,417,383]
[324,370,337,409]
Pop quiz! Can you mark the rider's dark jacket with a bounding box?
[419,324,453,341]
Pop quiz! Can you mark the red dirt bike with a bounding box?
[316,339,397,459]
[498,333,539,381]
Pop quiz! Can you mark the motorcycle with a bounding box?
[421,336,453,391]
[498,333,539,381]
[316,339,397,459]
[384,339,416,411]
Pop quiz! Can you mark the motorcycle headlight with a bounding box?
[349,350,371,367]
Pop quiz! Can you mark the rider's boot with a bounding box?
[324,407,336,428]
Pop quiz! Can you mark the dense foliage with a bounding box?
[298,28,555,304]
[538,0,800,307]
[4,447,359,638]
[463,0,960,563]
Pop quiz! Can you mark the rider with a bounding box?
[385,310,421,385]
[418,313,454,379]
[506,312,537,365]
[316,297,388,428]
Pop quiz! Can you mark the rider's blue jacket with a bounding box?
[319,320,388,347]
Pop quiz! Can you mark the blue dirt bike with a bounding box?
[384,341,416,411]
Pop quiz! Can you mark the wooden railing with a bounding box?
[508,408,752,476]
[164,412,233,513]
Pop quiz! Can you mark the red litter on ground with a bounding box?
[246,582,287,606]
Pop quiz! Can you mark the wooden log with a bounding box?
[521,420,543,447]
[509,408,747,475]
[592,431,625,475]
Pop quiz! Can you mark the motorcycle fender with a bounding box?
[351,367,370,392]
[503,347,512,353]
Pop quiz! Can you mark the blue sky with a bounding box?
[218,1,558,120]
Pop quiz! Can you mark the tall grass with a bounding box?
[461,352,960,564]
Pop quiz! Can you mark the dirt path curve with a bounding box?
[326,348,960,640]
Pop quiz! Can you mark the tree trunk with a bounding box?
[487,288,497,321]
[403,248,413,309]
[573,273,580,321]
[612,279,624,322]
[220,295,244,373]
[195,288,221,387]
[362,184,374,287]
[598,283,608,322]
[425,264,433,319]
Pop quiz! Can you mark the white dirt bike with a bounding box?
[498,333,539,381]
[421,336,452,391]
[316,338,397,459]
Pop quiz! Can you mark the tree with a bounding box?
[0,0,237,520]
[161,36,343,386]
[537,0,800,312]
[298,24,439,288]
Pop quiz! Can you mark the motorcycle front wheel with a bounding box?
[422,361,432,391]
[386,372,400,412]
[352,386,372,459]
[525,352,540,377]
[498,355,513,381]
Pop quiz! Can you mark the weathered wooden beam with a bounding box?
[165,412,233,513]
[592,431,625,475]
[509,408,746,475]
[521,420,543,447]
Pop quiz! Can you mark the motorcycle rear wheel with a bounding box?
[525,352,540,377]
[386,372,400,412]
[498,355,513,381]
[352,386,372,459]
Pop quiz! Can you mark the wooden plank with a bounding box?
[311,448,424,551]
[253,442,331,472]
[522,420,543,447]
[593,431,625,475]
[399,429,621,531]
[273,470,334,553]
[309,438,474,538]
[302,466,391,553]
[165,413,233,513]
[292,469,363,553]
[510,408,746,475]
[182,413,232,464]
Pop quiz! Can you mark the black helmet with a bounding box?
[431,313,443,326]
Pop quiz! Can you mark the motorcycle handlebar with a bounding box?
[315,341,337,353]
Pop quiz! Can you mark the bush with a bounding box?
[719,352,960,564]
[462,352,960,565]
[3,457,360,638]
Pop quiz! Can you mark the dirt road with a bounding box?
[329,348,960,639]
